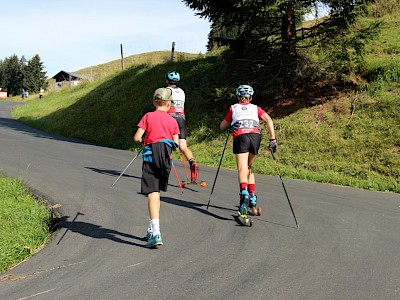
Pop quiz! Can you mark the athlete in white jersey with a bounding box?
[165,71,198,182]
[167,85,185,116]
[220,85,278,215]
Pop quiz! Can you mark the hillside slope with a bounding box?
[11,11,399,193]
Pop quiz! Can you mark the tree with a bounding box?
[0,60,5,89]
[183,0,378,60]
[25,55,47,93]
[0,54,48,96]
[2,55,24,96]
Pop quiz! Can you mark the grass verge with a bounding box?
[0,174,52,273]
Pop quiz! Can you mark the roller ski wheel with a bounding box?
[250,207,262,216]
[237,210,253,227]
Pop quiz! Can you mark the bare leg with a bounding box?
[179,139,198,182]
[248,153,259,215]
[248,153,257,185]
[148,192,160,220]
[179,139,194,161]
[235,153,250,184]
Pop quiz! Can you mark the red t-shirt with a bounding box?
[137,110,180,145]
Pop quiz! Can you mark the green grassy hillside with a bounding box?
[76,50,202,80]
[10,10,399,193]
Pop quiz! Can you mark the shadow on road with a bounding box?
[254,217,299,229]
[161,196,235,221]
[85,167,195,193]
[0,113,94,146]
[85,166,141,180]
[55,213,147,248]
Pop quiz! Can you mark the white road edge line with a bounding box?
[16,288,57,300]
[127,262,143,268]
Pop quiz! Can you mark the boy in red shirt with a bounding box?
[134,88,180,248]
[220,85,278,217]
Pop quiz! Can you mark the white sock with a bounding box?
[147,220,152,232]
[150,219,160,236]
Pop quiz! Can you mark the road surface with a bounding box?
[1,101,399,300]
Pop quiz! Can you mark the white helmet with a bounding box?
[236,85,254,96]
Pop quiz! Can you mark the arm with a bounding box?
[134,127,145,144]
[220,119,230,130]
[172,134,179,146]
[260,112,276,140]
[220,108,232,130]
[261,112,278,153]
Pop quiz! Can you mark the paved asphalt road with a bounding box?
[0,101,399,300]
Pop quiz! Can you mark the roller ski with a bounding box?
[189,159,199,183]
[249,193,262,217]
[182,159,205,187]
[237,189,261,226]
[182,180,207,188]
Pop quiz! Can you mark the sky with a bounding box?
[1,0,211,78]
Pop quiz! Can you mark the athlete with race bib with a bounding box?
[220,84,278,216]
[165,71,199,183]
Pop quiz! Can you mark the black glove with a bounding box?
[269,139,278,154]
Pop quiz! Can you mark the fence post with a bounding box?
[170,42,175,62]
[120,44,124,70]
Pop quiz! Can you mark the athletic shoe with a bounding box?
[249,194,257,207]
[146,230,153,241]
[146,234,163,248]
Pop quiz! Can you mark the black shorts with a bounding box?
[141,162,170,195]
[172,115,187,139]
[233,133,261,154]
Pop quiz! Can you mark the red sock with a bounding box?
[248,184,256,195]
[240,182,248,191]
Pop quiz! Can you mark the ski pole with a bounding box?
[206,133,229,210]
[171,161,184,194]
[270,150,299,229]
[182,153,189,180]
[111,147,143,188]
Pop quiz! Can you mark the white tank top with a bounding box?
[167,86,185,116]
[231,103,260,136]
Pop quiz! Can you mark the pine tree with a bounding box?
[0,54,48,96]
[27,54,48,93]
[183,0,378,60]
[2,55,24,96]
[0,60,5,89]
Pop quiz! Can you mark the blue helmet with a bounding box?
[236,85,254,96]
[166,71,180,83]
